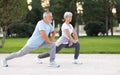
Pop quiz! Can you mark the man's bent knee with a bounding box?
[49,43,56,48]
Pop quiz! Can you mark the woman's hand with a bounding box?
[72,39,78,43]
[50,38,55,42]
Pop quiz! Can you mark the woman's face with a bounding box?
[65,15,72,22]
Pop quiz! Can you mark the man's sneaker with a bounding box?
[73,59,82,64]
[48,61,60,68]
[35,57,43,64]
[2,58,8,67]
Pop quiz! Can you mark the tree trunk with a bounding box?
[0,27,7,48]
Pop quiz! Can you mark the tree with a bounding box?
[80,0,105,22]
[79,0,116,36]
[26,0,44,25]
[49,0,77,26]
[0,0,27,47]
[115,0,120,23]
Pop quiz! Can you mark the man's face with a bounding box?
[46,13,53,23]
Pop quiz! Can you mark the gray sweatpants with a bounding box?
[38,42,80,59]
[5,42,56,62]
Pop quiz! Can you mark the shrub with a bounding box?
[8,23,35,37]
[84,21,105,36]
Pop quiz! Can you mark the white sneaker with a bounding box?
[48,61,60,68]
[73,59,82,64]
[35,57,43,64]
[2,58,8,67]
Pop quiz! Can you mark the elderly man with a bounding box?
[2,11,60,68]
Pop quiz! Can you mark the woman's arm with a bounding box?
[64,29,77,43]
[73,29,78,41]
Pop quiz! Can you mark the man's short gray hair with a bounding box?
[64,12,73,19]
[43,11,52,18]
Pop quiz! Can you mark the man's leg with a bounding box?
[5,45,35,60]
[2,45,35,67]
[38,42,56,62]
[38,42,60,67]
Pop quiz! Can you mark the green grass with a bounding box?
[0,36,120,54]
[80,36,120,53]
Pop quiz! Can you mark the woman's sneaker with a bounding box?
[35,57,43,64]
[48,61,60,68]
[73,59,82,64]
[2,58,8,67]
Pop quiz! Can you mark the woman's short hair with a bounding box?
[64,12,73,19]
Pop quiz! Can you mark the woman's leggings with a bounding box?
[38,42,80,59]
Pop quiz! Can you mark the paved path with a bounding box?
[0,54,120,75]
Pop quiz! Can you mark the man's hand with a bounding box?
[50,38,55,42]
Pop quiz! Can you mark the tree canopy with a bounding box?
[0,0,27,47]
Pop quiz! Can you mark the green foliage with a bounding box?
[0,0,27,26]
[8,23,35,37]
[80,0,120,30]
[81,0,105,23]
[116,0,120,23]
[25,0,44,25]
[49,0,77,27]
[0,0,27,47]
[84,21,105,36]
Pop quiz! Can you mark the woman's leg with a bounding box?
[38,44,66,59]
[66,42,80,59]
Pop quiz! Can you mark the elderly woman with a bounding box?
[37,11,82,64]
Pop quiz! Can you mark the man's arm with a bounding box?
[40,30,52,44]
[50,30,56,42]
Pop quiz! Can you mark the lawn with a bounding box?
[0,36,120,54]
